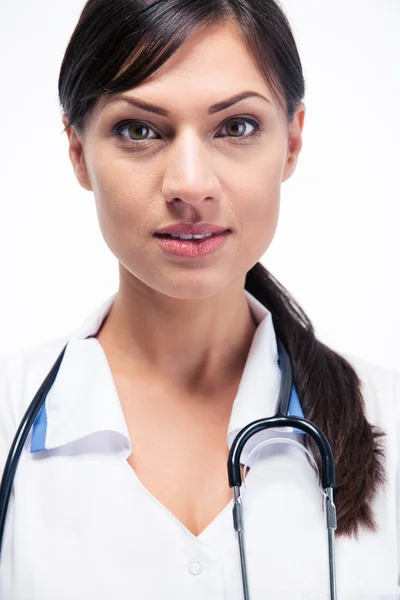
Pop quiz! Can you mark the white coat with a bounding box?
[0,289,399,599]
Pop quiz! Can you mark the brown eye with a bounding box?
[219,118,261,140]
[126,123,152,140]
[225,120,248,137]
[128,124,148,139]
[114,120,159,142]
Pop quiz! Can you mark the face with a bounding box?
[63,20,305,300]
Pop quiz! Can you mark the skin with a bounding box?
[62,19,305,401]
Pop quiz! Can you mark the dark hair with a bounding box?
[58,0,385,536]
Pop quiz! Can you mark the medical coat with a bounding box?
[0,289,399,599]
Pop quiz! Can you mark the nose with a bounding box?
[162,129,221,206]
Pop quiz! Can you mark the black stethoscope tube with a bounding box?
[0,343,68,560]
[228,414,335,488]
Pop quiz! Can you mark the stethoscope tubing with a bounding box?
[227,415,335,489]
[0,344,68,559]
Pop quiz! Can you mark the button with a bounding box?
[188,560,203,575]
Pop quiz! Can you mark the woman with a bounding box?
[0,0,399,597]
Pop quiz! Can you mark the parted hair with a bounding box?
[58,0,386,536]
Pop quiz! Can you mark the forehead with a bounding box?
[95,21,274,117]
[142,21,262,86]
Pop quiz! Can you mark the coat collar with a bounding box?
[30,290,303,458]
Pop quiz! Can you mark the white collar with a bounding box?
[31,290,303,458]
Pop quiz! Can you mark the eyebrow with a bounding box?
[104,90,272,116]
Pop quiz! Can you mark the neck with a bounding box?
[95,273,258,397]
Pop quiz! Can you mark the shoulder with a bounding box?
[0,337,68,453]
[339,350,400,431]
[0,336,69,392]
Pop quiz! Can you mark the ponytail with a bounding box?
[245,262,386,536]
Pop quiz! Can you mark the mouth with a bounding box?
[152,230,231,257]
[153,230,230,240]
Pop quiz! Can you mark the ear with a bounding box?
[62,115,93,192]
[281,102,306,183]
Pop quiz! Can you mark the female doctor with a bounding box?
[0,0,399,598]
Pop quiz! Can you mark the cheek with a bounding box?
[95,191,150,259]
[226,155,283,260]
[88,155,152,245]
[251,192,280,252]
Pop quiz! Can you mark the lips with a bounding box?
[153,229,230,257]
[155,223,230,236]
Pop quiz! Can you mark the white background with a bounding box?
[0,0,399,370]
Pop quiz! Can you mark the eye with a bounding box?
[112,117,262,145]
[218,118,261,140]
[113,121,159,143]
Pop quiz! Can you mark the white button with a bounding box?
[188,560,203,575]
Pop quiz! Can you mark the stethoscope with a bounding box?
[0,336,337,598]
